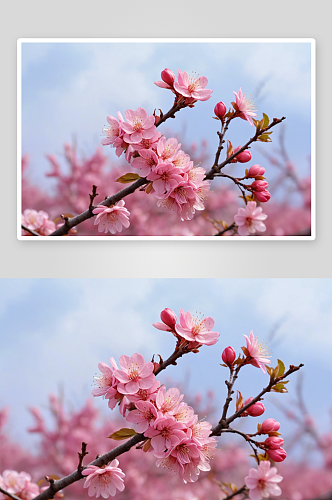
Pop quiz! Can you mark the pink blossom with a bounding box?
[113,353,155,395]
[101,116,120,146]
[214,101,227,119]
[245,461,283,500]
[266,448,287,462]
[22,209,56,236]
[244,398,265,417]
[233,88,257,125]
[92,359,118,398]
[174,70,213,101]
[190,418,213,445]
[126,380,161,405]
[251,180,269,192]
[233,147,252,163]
[126,400,158,433]
[260,419,281,434]
[153,308,178,332]
[82,459,125,498]
[173,402,196,426]
[121,108,157,144]
[131,149,159,177]
[264,436,284,450]
[243,330,271,373]
[222,346,236,366]
[247,165,265,178]
[154,68,175,89]
[0,471,40,500]
[156,386,184,414]
[147,163,184,195]
[175,309,220,346]
[157,137,181,162]
[254,190,271,203]
[145,416,187,453]
[234,201,268,236]
[92,201,130,234]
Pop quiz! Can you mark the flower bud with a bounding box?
[214,101,227,120]
[247,164,265,177]
[160,308,177,328]
[264,436,284,449]
[251,180,269,192]
[161,68,175,86]
[244,398,265,417]
[254,190,271,203]
[222,346,236,366]
[266,447,287,462]
[260,418,280,434]
[234,147,252,163]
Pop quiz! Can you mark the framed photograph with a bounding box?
[18,39,315,240]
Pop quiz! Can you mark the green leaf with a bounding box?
[271,383,288,393]
[116,173,141,184]
[262,113,270,128]
[257,134,272,143]
[266,365,273,377]
[108,428,138,440]
[277,359,285,377]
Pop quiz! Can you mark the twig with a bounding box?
[77,442,89,471]
[215,222,237,236]
[88,185,99,212]
[0,488,22,500]
[222,485,248,500]
[21,224,40,236]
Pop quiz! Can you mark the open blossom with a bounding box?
[233,88,257,125]
[22,209,56,236]
[147,163,184,196]
[92,359,118,398]
[174,70,213,101]
[82,460,125,498]
[145,415,187,453]
[243,330,271,373]
[0,471,39,500]
[121,108,156,144]
[234,201,268,236]
[101,115,121,146]
[113,353,155,395]
[156,386,184,414]
[131,148,159,177]
[126,400,158,433]
[92,201,130,235]
[245,461,283,500]
[175,309,220,346]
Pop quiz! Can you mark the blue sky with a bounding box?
[20,40,312,194]
[0,279,329,461]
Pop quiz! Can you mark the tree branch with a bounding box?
[21,224,40,236]
[0,488,22,500]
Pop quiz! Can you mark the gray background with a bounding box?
[3,0,331,278]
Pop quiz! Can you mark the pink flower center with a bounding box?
[246,217,254,227]
[161,427,170,438]
[94,373,112,388]
[107,212,118,222]
[128,364,140,381]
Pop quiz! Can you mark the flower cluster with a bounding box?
[102,107,211,222]
[153,307,220,349]
[21,209,56,236]
[155,68,213,104]
[0,470,39,500]
[93,353,217,485]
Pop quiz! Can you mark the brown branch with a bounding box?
[21,224,40,236]
[77,442,89,472]
[88,185,99,212]
[205,117,286,180]
[221,485,248,500]
[0,488,22,500]
[211,363,304,436]
[215,222,237,236]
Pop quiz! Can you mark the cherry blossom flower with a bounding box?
[244,461,283,500]
[157,137,181,162]
[174,70,213,101]
[121,108,156,144]
[22,209,56,236]
[156,386,184,414]
[0,471,39,500]
[243,398,265,417]
[243,330,271,373]
[222,346,236,366]
[92,359,118,398]
[145,416,187,453]
[113,353,155,395]
[101,115,120,146]
[126,400,158,433]
[234,201,268,236]
[247,165,266,178]
[233,88,257,125]
[175,309,220,346]
[154,68,176,89]
[92,201,130,235]
[153,308,178,332]
[82,460,125,498]
[131,149,159,177]
[126,380,161,405]
[260,419,281,434]
[147,164,184,196]
[254,190,271,203]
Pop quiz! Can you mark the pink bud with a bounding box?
[214,101,227,119]
[247,164,265,177]
[266,447,287,462]
[244,398,265,417]
[160,308,177,328]
[264,436,284,449]
[161,68,175,86]
[222,346,236,366]
[234,147,252,163]
[260,418,280,434]
[254,190,271,203]
[251,180,269,192]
